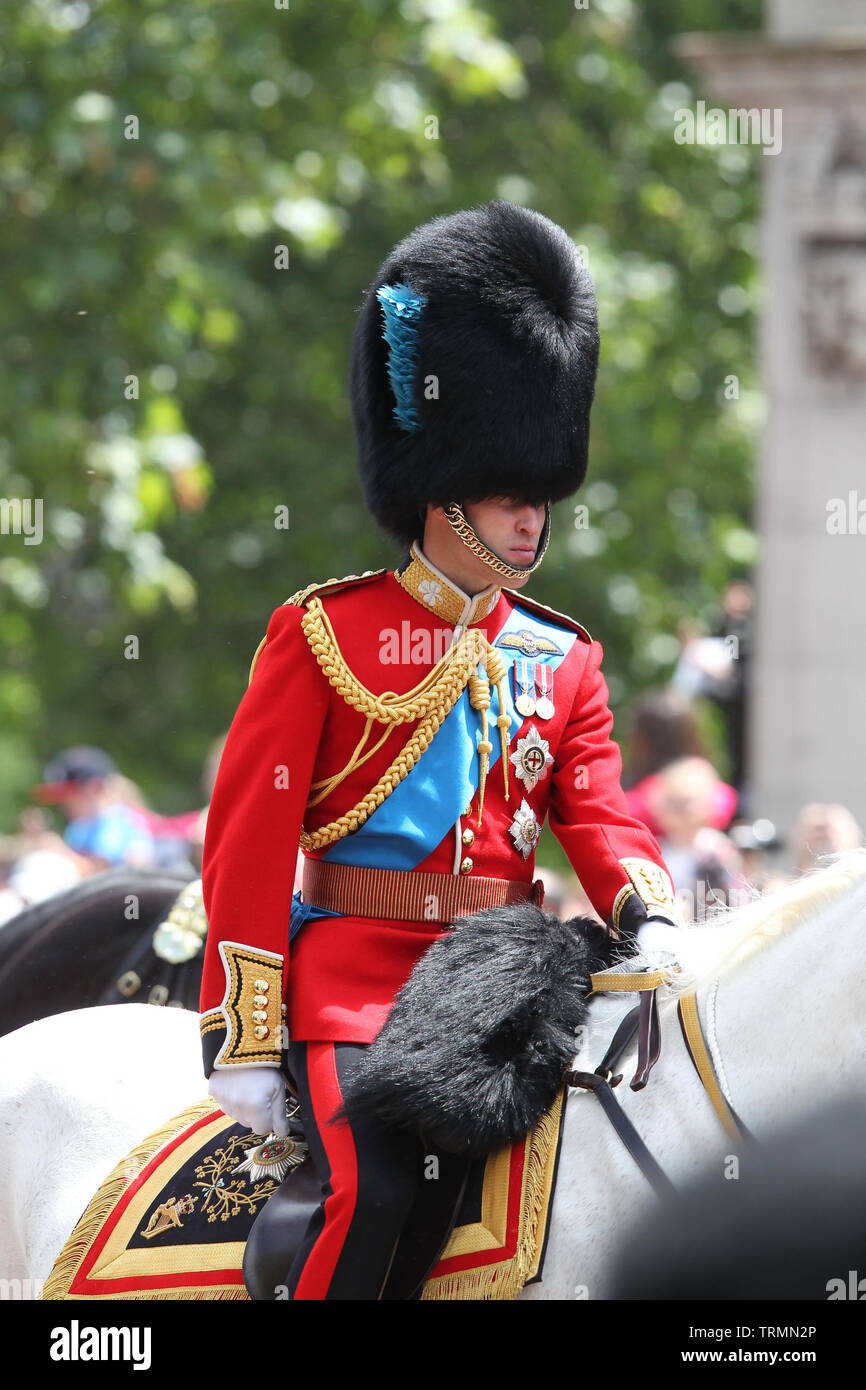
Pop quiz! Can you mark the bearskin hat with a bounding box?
[349,199,600,550]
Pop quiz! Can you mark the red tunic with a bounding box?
[199,556,681,1069]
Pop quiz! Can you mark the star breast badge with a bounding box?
[232,1133,308,1183]
[509,726,553,793]
[508,798,541,860]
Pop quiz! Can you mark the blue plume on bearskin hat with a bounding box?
[334,903,613,1155]
[375,282,427,434]
[349,199,599,550]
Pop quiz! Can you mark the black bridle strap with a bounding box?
[564,992,674,1200]
[631,987,661,1091]
[592,1002,641,1085]
[563,1069,675,1200]
[566,978,758,1203]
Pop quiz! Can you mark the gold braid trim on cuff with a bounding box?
[619,858,682,922]
[298,596,511,850]
[216,943,283,1066]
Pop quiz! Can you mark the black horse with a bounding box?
[0,866,203,1036]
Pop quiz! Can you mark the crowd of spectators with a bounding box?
[0,738,225,926]
[543,581,862,924]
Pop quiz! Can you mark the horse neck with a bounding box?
[697,864,866,1137]
[581,977,730,1172]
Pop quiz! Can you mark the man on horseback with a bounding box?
[199,200,684,1299]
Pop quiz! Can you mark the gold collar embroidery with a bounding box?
[394,542,501,628]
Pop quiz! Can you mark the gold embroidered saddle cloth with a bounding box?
[42,1089,567,1302]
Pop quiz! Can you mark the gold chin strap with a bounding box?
[444,501,551,581]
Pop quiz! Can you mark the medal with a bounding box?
[513,658,536,718]
[534,663,555,720]
[509,726,553,792]
[508,798,541,860]
[233,1133,308,1183]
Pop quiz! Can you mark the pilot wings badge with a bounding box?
[495,628,563,658]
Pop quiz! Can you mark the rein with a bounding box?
[564,967,750,1199]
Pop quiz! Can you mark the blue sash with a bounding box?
[319,603,578,871]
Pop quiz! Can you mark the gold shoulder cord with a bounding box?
[298,595,512,850]
[247,572,385,686]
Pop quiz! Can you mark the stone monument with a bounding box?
[676,1,866,864]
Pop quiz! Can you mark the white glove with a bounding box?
[208,1065,289,1137]
[636,917,682,957]
[636,916,690,973]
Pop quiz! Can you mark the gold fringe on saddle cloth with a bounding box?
[42,1100,255,1301]
[422,1086,565,1301]
[42,1088,566,1302]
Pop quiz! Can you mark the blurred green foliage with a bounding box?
[0,0,761,831]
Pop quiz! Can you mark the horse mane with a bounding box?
[582,850,866,1062]
[650,848,866,998]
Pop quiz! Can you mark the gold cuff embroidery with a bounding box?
[619,858,680,918]
[213,942,283,1066]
